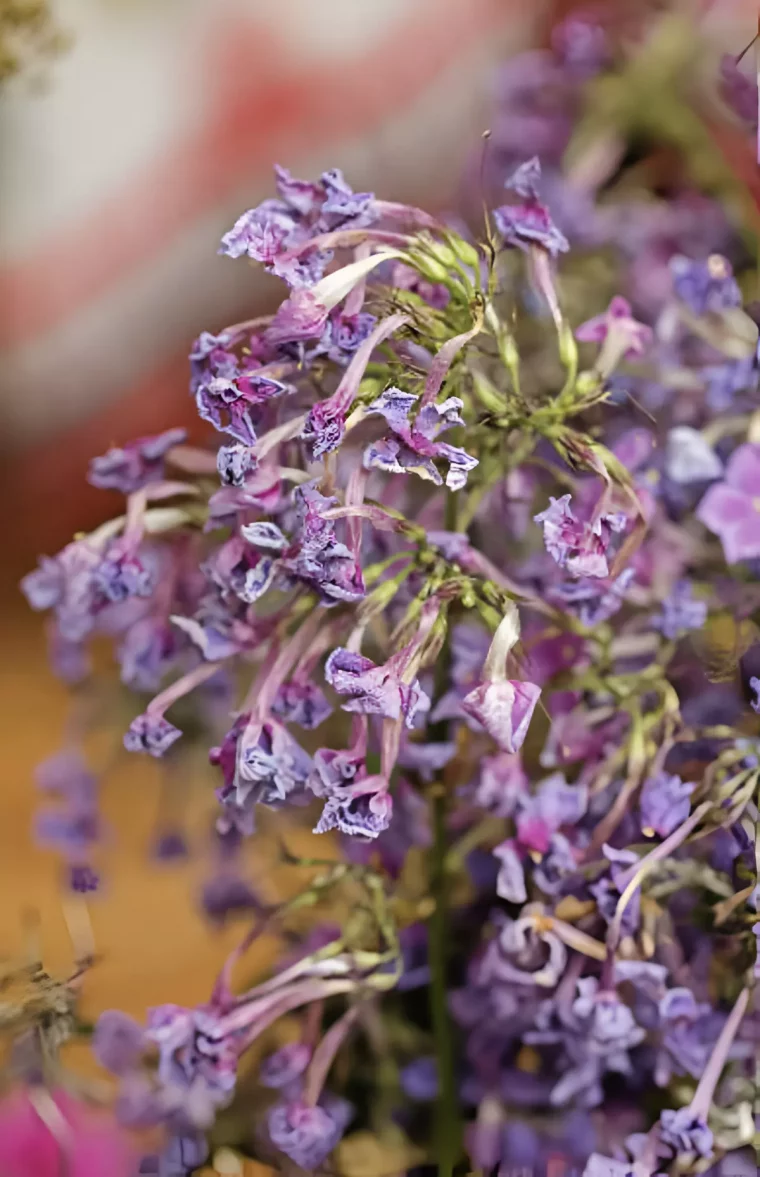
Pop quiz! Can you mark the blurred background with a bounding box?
[0,0,756,1109]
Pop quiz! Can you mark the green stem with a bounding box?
[428,782,459,1176]
[427,488,461,1177]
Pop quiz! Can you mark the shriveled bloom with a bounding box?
[462,606,541,754]
[325,648,429,728]
[696,442,760,562]
[364,387,478,491]
[534,494,626,578]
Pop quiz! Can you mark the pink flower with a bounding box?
[0,1089,137,1177]
[575,296,652,358]
[696,443,760,563]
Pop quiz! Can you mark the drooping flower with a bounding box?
[314,775,394,840]
[124,713,182,758]
[461,606,541,754]
[534,495,627,578]
[696,442,760,562]
[363,386,478,491]
[325,648,428,728]
[267,1097,353,1171]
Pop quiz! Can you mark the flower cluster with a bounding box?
[12,7,760,1176]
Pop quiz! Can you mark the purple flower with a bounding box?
[552,14,609,74]
[35,750,101,891]
[124,713,182,757]
[21,541,103,643]
[272,680,332,729]
[204,536,278,605]
[462,680,541,754]
[590,844,641,936]
[314,778,393,840]
[552,568,634,626]
[515,773,587,853]
[750,676,760,714]
[719,54,758,127]
[583,1156,635,1177]
[216,444,255,487]
[670,253,742,316]
[474,752,528,816]
[195,369,286,446]
[665,426,723,484]
[534,494,627,578]
[639,772,695,838]
[657,1108,713,1161]
[94,1011,146,1075]
[267,1099,350,1170]
[314,311,377,365]
[260,1043,311,1090]
[219,206,290,262]
[696,442,760,562]
[92,546,154,604]
[325,648,429,728]
[88,428,187,493]
[399,1057,438,1101]
[363,387,478,491]
[494,158,569,257]
[232,719,313,811]
[320,166,376,225]
[652,580,707,639]
[117,618,178,692]
[309,742,368,800]
[199,871,260,924]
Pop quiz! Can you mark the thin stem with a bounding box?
[427,490,461,1177]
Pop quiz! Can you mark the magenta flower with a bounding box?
[534,494,627,578]
[696,443,760,562]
